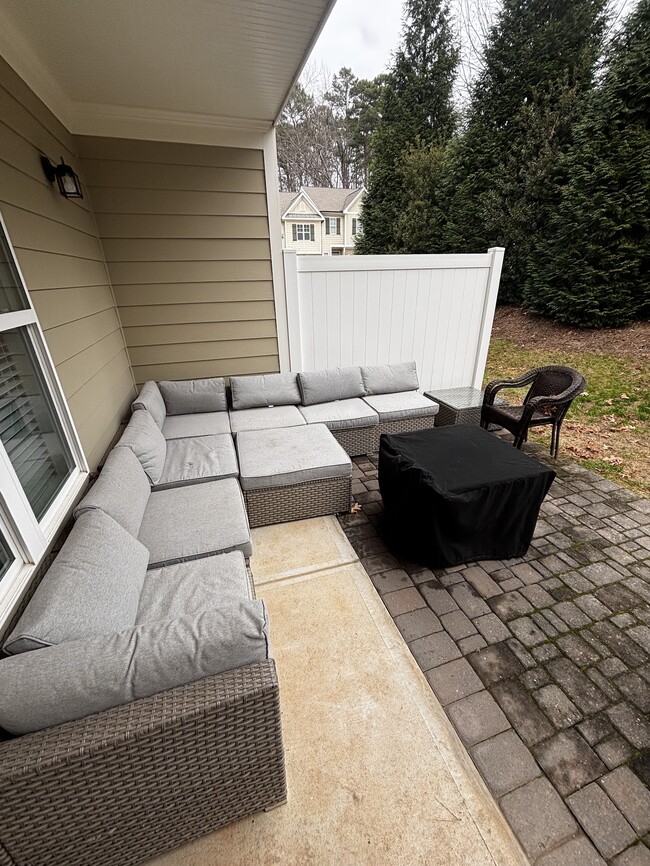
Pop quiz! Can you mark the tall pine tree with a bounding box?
[524,0,650,327]
[357,0,458,254]
[442,0,608,302]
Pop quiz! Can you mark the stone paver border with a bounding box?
[339,444,650,865]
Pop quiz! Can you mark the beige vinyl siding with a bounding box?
[76,136,280,385]
[0,57,135,470]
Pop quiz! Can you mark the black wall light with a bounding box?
[40,156,83,199]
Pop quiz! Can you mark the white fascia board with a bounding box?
[343,187,366,213]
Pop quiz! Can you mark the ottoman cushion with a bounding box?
[364,391,439,421]
[229,405,306,434]
[139,477,252,566]
[162,411,231,439]
[154,434,238,489]
[299,398,378,431]
[237,424,351,490]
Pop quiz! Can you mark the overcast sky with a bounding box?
[308,0,404,81]
[306,0,636,87]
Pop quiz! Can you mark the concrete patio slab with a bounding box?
[148,523,527,866]
[250,515,356,585]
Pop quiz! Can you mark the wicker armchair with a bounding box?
[481,365,586,457]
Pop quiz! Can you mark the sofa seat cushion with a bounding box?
[237,424,351,491]
[363,391,439,421]
[0,602,269,735]
[230,372,301,410]
[74,446,150,537]
[161,410,230,439]
[229,405,306,435]
[159,378,227,414]
[298,366,365,405]
[299,398,379,431]
[136,551,250,624]
[3,511,148,655]
[361,361,419,395]
[117,409,167,485]
[139,477,252,567]
[132,381,166,429]
[154,434,238,489]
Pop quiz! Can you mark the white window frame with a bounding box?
[0,212,89,625]
[294,223,314,242]
[352,218,362,236]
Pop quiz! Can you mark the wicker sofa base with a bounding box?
[330,424,379,457]
[379,416,438,438]
[0,661,285,866]
[244,475,351,528]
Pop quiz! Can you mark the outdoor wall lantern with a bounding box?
[40,156,83,199]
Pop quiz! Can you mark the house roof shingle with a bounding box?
[279,186,363,216]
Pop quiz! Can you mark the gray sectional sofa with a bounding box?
[226,361,439,456]
[0,360,437,866]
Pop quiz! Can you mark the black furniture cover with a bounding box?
[379,425,556,568]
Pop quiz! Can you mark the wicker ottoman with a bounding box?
[236,424,352,527]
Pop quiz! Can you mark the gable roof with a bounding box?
[279,186,364,217]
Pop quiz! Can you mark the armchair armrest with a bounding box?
[0,660,285,866]
[483,370,539,406]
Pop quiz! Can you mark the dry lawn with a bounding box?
[485,307,650,498]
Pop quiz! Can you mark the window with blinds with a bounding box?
[0,329,73,520]
[0,212,85,627]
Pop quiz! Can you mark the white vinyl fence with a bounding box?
[282,248,505,391]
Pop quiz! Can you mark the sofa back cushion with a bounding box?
[0,601,269,735]
[132,381,166,430]
[159,378,227,415]
[230,372,301,410]
[117,409,166,485]
[298,366,365,406]
[3,510,148,656]
[74,446,150,537]
[361,361,419,395]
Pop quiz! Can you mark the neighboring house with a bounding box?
[280,187,365,255]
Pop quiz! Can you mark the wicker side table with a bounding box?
[424,387,505,427]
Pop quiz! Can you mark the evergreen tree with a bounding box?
[524,0,650,327]
[443,0,608,302]
[357,0,458,254]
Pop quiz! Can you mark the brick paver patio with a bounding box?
[339,441,650,866]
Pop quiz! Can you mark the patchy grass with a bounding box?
[485,339,650,497]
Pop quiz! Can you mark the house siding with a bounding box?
[76,136,280,385]
[0,58,134,470]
